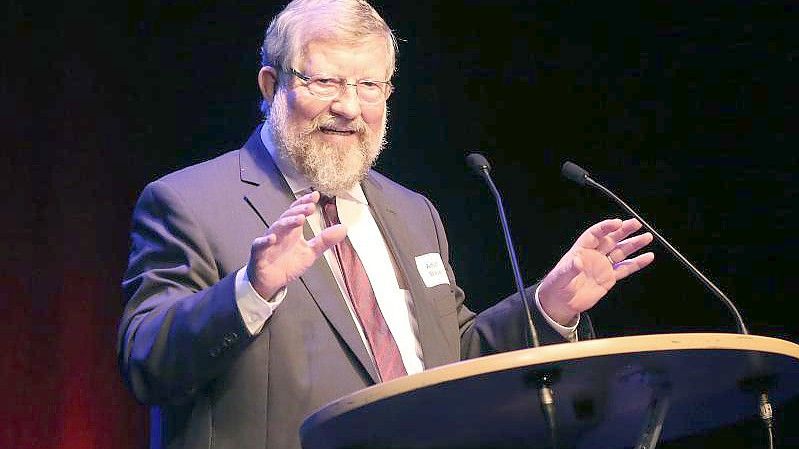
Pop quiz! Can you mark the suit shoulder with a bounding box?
[155,149,241,188]
[367,170,429,203]
[134,149,245,213]
[366,170,445,226]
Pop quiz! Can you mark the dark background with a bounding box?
[3,1,797,448]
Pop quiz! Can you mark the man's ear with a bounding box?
[258,66,279,102]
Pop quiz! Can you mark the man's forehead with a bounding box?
[295,37,392,77]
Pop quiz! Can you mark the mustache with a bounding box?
[302,116,369,135]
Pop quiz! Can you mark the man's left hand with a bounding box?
[538,218,655,326]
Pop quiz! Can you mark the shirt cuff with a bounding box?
[534,284,579,342]
[235,266,287,335]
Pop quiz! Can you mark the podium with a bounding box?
[301,333,799,449]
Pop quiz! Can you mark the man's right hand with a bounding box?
[246,191,347,299]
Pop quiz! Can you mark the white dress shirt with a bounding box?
[234,125,578,375]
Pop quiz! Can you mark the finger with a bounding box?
[574,218,623,249]
[278,202,316,220]
[607,232,653,263]
[307,223,347,256]
[268,214,307,239]
[612,252,655,280]
[251,233,278,250]
[595,218,643,254]
[288,190,320,208]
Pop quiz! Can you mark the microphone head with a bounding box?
[466,152,491,174]
[561,161,589,186]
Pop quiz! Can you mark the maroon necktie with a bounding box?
[320,195,407,382]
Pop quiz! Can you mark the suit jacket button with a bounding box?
[224,332,238,345]
[209,347,221,358]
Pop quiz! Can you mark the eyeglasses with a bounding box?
[285,68,393,104]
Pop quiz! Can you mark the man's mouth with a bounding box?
[319,126,357,136]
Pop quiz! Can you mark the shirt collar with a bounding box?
[260,123,368,205]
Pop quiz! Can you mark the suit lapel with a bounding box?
[362,174,455,369]
[239,128,379,383]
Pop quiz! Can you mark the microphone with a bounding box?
[560,161,748,334]
[466,153,541,348]
[561,162,783,448]
[467,152,558,447]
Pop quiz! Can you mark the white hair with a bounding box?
[259,0,398,114]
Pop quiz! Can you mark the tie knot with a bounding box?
[319,195,340,226]
[318,194,336,207]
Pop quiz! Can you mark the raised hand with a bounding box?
[538,218,655,325]
[246,191,347,299]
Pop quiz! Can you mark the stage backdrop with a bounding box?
[3,1,797,448]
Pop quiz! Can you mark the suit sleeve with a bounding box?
[117,180,254,405]
[461,286,596,358]
[420,197,594,360]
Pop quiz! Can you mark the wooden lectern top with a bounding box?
[301,333,799,449]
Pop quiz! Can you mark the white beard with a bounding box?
[266,88,387,196]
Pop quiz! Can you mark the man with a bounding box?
[118,1,655,448]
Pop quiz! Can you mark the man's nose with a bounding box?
[329,84,362,120]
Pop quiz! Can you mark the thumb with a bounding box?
[544,252,583,292]
[308,224,347,256]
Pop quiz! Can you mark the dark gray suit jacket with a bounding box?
[118,127,593,449]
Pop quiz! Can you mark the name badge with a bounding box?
[414,253,450,287]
